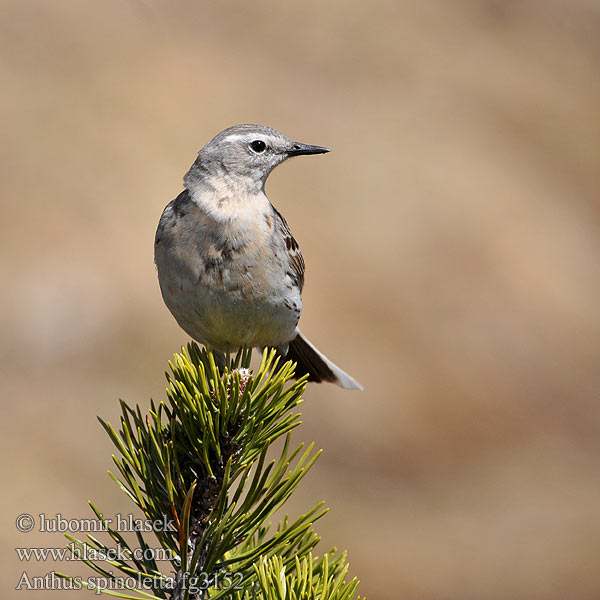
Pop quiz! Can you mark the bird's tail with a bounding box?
[285,329,363,390]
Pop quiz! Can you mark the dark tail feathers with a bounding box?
[285,330,363,390]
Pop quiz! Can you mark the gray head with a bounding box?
[184,124,329,195]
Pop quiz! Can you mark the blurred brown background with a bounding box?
[2,1,600,598]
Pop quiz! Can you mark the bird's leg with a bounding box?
[205,344,226,375]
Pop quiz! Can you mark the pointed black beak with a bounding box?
[287,142,330,156]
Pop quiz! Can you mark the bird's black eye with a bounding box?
[250,140,266,153]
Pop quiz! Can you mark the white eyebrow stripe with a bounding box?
[225,133,249,142]
[224,133,281,145]
[224,133,256,143]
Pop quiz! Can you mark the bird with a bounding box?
[154,124,362,390]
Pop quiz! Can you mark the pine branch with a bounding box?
[57,344,363,600]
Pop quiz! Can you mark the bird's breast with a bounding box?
[155,192,301,350]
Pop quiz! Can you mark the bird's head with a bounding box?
[184,124,329,196]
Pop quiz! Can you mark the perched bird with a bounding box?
[154,124,362,390]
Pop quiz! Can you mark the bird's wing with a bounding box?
[271,205,305,292]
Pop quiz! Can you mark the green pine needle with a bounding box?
[57,344,362,600]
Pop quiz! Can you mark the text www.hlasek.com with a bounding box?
[16,543,176,562]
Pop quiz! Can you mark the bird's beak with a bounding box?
[287,142,330,156]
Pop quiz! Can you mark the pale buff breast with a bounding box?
[155,190,302,351]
